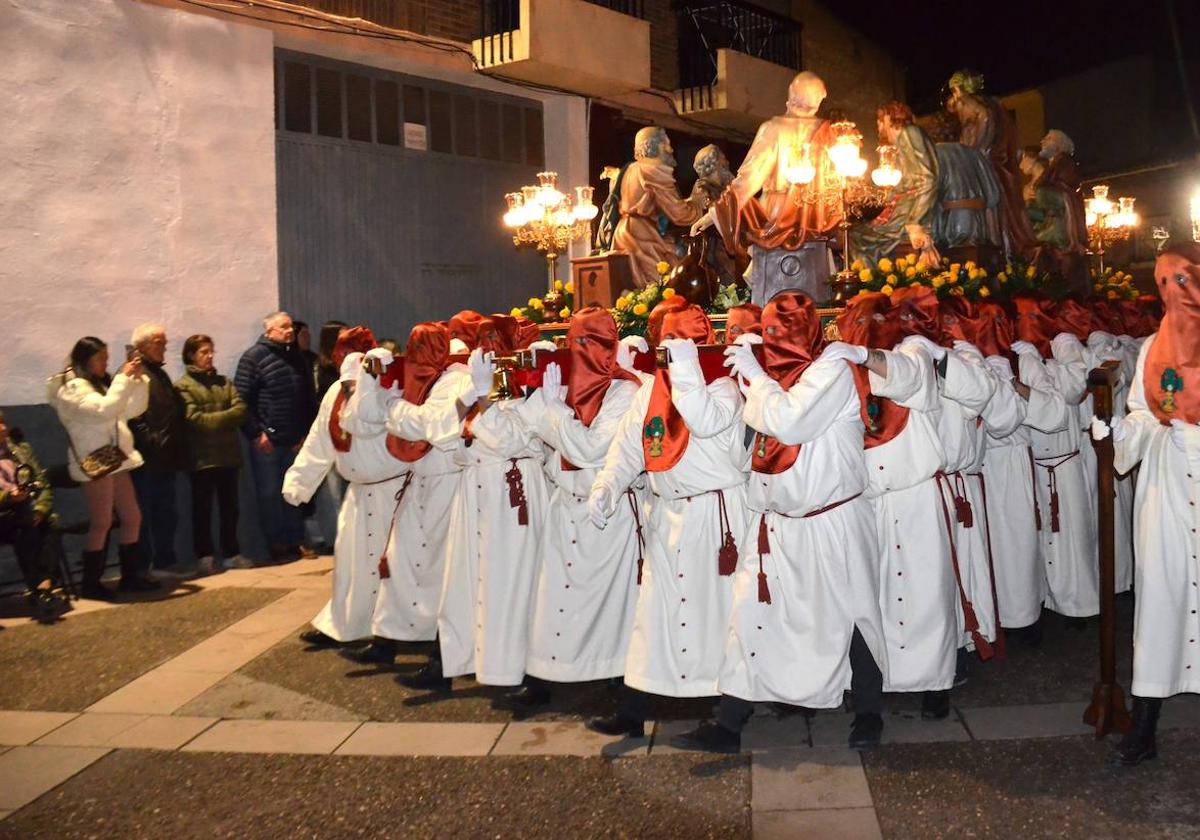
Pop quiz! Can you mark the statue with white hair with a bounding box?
[1028,128,1089,293]
[690,71,843,304]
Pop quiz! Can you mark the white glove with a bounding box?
[952,340,980,357]
[819,341,870,365]
[733,333,763,346]
[364,347,394,368]
[723,342,766,384]
[529,339,557,355]
[587,485,612,530]
[661,337,698,364]
[1169,418,1200,453]
[1010,340,1039,358]
[468,348,495,398]
[1090,415,1127,442]
[541,362,565,405]
[282,488,304,507]
[617,335,648,371]
[900,334,947,361]
[985,356,1014,380]
[1051,332,1084,363]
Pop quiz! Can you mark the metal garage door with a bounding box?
[274,50,546,342]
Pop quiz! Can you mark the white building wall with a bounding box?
[0,0,278,405]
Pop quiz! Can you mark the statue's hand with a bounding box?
[689,210,715,238]
[600,165,620,182]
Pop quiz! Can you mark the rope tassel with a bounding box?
[716,489,737,576]
[756,515,772,604]
[504,459,528,526]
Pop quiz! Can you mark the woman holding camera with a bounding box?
[47,337,150,600]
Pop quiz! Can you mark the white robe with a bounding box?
[1115,335,1200,697]
[938,347,1000,649]
[348,366,473,641]
[525,379,640,682]
[594,359,749,698]
[440,398,548,685]
[865,343,958,693]
[1024,335,1098,617]
[283,384,409,643]
[718,357,886,708]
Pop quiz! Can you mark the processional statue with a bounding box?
[1027,129,1089,294]
[690,71,842,305]
[687,144,745,286]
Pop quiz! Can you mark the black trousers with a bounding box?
[715,625,885,733]
[0,501,50,589]
[190,468,240,559]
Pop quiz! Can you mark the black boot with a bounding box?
[668,720,741,754]
[117,543,160,593]
[396,658,451,692]
[1112,697,1161,766]
[496,678,551,715]
[585,713,646,739]
[298,629,341,648]
[954,647,971,688]
[848,712,884,750]
[340,638,398,665]
[921,689,951,720]
[80,549,117,601]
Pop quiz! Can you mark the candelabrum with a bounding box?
[1190,190,1200,243]
[1085,185,1138,273]
[503,172,598,300]
[785,121,898,301]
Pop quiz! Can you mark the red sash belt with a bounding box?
[377,473,414,580]
[1033,450,1079,533]
[627,489,645,586]
[968,471,1006,660]
[1025,447,1043,531]
[935,471,994,661]
[755,493,863,606]
[504,458,529,526]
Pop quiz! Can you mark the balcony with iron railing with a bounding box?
[473,0,650,97]
[674,0,803,132]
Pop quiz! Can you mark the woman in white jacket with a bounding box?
[47,337,150,599]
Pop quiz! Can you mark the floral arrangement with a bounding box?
[1091,268,1139,300]
[847,254,994,300]
[612,260,750,337]
[509,279,575,323]
[990,257,1069,300]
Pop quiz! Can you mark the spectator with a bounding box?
[127,323,187,575]
[234,312,318,563]
[0,410,68,621]
[46,337,153,598]
[176,335,249,575]
[315,320,347,399]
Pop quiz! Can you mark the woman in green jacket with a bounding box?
[176,335,248,575]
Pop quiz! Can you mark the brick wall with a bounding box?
[644,0,677,92]
[290,0,477,43]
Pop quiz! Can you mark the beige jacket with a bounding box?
[47,371,150,482]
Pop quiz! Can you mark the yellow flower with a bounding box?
[906,253,918,266]
[528,297,544,310]
[559,307,571,319]
[1026,265,1036,279]
[1106,290,1119,300]
[950,286,965,296]
[979,286,991,298]
[616,297,630,311]
[851,259,864,271]
[1093,283,1104,292]
[655,261,670,275]
[905,267,917,278]
[997,272,1008,283]
[967,269,979,281]
[886,274,898,285]
[965,260,976,271]
[880,284,895,296]
[977,268,988,278]
[859,269,873,282]
[510,307,523,317]
[633,303,648,316]
[931,275,946,289]
[554,279,564,291]
[878,257,894,273]
[949,263,961,274]
[565,280,575,293]
[947,271,959,284]
[662,287,677,299]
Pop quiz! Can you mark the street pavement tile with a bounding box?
[0,751,750,838]
[86,668,227,715]
[0,745,109,811]
[752,746,873,812]
[492,721,649,757]
[181,719,359,754]
[108,715,218,750]
[741,710,810,750]
[0,588,285,712]
[960,701,1095,740]
[0,711,77,746]
[1160,693,1200,730]
[864,731,1200,838]
[753,808,883,840]
[810,709,971,747]
[177,673,368,722]
[36,713,147,746]
[336,722,504,756]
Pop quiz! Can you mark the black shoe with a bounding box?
[118,575,160,593]
[921,690,951,720]
[29,589,70,623]
[80,581,118,602]
[1011,619,1043,648]
[1111,697,1161,766]
[117,543,160,592]
[396,662,451,692]
[954,648,971,688]
[848,713,884,750]
[299,629,341,648]
[80,550,116,601]
[497,682,552,711]
[585,714,646,739]
[668,720,741,754]
[340,639,398,665]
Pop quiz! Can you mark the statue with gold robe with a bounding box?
[691,71,842,304]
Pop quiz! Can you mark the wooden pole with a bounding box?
[1083,359,1133,737]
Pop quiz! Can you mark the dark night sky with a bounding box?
[824,0,1195,113]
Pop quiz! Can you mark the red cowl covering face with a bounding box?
[565,307,636,428]
[1053,298,1093,342]
[938,296,976,347]
[1145,244,1200,425]
[724,304,763,345]
[836,292,901,349]
[331,326,377,370]
[892,285,941,341]
[752,292,824,474]
[644,305,715,472]
[1012,295,1057,357]
[448,310,499,352]
[964,301,1015,358]
[389,322,451,462]
[646,296,689,346]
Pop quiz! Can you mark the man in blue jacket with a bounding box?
[235,311,317,564]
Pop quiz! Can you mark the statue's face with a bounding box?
[946,87,963,114]
[786,72,826,116]
[877,114,897,144]
[1039,134,1058,159]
